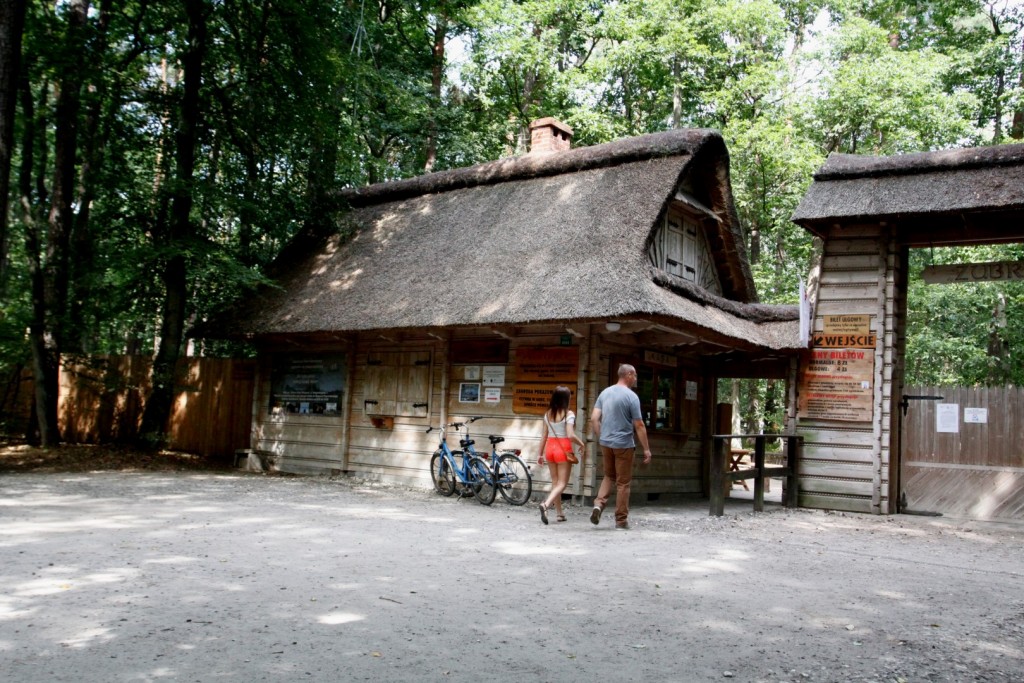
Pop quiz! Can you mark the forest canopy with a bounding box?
[0,0,1022,444]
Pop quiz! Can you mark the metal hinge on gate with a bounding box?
[899,394,943,417]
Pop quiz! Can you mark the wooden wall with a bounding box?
[901,385,1024,520]
[60,355,151,443]
[251,342,353,473]
[4,355,256,462]
[254,324,709,502]
[168,358,256,461]
[0,365,34,436]
[794,225,902,514]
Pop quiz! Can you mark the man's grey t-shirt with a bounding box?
[594,384,642,448]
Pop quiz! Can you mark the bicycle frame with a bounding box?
[427,420,493,502]
[457,417,532,505]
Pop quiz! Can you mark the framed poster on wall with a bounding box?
[269,354,346,416]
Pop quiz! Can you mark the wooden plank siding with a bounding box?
[43,355,255,462]
[901,385,1024,520]
[253,324,709,503]
[168,358,256,460]
[795,224,900,513]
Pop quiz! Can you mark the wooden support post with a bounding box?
[785,435,800,508]
[753,435,766,512]
[710,436,725,516]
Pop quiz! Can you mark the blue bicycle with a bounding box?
[457,417,533,506]
[427,420,496,504]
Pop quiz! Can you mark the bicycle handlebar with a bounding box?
[427,417,484,434]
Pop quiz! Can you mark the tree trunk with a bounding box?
[305,100,341,234]
[0,0,26,287]
[744,379,762,435]
[47,0,90,356]
[423,10,447,173]
[987,291,1009,383]
[1011,39,1024,140]
[21,1,90,447]
[138,0,207,447]
[671,59,682,130]
[69,0,113,352]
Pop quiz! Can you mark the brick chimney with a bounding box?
[529,117,573,155]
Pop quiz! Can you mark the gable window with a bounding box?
[363,351,431,417]
[648,207,722,294]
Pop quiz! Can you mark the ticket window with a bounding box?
[610,357,678,433]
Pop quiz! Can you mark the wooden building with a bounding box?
[216,119,802,501]
[791,142,1024,515]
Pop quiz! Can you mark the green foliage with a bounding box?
[808,18,979,153]
[905,245,1024,386]
[1,0,1022,427]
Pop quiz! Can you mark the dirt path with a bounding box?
[1,471,1021,682]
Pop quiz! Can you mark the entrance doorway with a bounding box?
[897,244,1024,520]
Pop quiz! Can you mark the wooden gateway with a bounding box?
[213,119,802,502]
[791,142,1024,515]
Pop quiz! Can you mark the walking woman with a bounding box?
[538,386,586,524]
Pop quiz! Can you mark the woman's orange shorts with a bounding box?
[544,437,574,463]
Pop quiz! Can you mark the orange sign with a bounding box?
[515,347,578,383]
[513,347,579,415]
[798,348,874,422]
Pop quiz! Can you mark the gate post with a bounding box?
[710,436,726,516]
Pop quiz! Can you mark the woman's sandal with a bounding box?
[539,503,549,525]
[556,514,567,523]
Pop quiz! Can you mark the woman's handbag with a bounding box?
[565,448,579,465]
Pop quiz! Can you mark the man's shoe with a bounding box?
[590,507,602,525]
[615,522,630,530]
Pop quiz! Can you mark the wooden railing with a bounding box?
[710,434,802,516]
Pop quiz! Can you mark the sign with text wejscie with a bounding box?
[797,348,874,422]
[814,314,876,349]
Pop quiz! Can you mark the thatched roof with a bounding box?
[792,143,1024,232]
[219,129,801,351]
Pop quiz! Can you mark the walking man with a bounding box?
[589,363,652,530]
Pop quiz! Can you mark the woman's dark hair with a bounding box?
[548,385,571,420]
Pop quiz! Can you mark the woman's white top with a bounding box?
[544,410,576,438]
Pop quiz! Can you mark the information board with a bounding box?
[269,354,346,416]
[797,348,874,422]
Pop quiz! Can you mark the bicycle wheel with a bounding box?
[469,456,496,506]
[430,451,455,496]
[495,453,532,505]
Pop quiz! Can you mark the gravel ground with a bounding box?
[1,470,1022,683]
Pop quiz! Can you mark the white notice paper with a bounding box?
[936,403,960,433]
[685,380,698,401]
[482,366,506,386]
[964,407,988,424]
[484,387,502,404]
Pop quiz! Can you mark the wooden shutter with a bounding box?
[682,220,698,282]
[665,217,685,277]
[364,352,398,415]
[396,351,431,417]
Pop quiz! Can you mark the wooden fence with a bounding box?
[2,355,255,463]
[901,385,1024,520]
